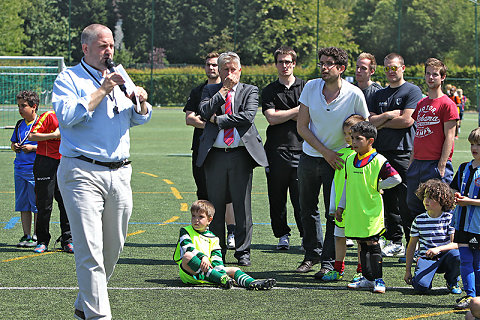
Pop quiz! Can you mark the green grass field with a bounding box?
[0,109,478,319]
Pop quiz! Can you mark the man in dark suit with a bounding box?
[197,51,268,266]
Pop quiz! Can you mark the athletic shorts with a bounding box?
[454,229,480,249]
[14,170,37,213]
[178,265,210,285]
[334,225,345,238]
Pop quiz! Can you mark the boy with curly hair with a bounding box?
[404,179,460,294]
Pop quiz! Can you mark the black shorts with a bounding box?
[349,231,384,242]
[454,229,480,249]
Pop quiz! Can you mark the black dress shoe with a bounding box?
[296,259,320,273]
[238,257,251,266]
[74,309,85,320]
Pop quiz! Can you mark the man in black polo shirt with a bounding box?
[183,52,236,248]
[369,53,423,258]
[262,46,305,250]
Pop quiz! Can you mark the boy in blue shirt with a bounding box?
[451,127,480,309]
[404,179,460,294]
[174,200,276,290]
[11,91,38,247]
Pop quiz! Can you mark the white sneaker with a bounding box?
[347,277,375,289]
[382,242,405,257]
[346,239,355,248]
[378,236,388,250]
[276,234,290,250]
[373,278,386,293]
[227,233,235,249]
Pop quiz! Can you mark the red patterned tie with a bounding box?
[223,91,234,146]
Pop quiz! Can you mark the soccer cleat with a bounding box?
[346,239,355,248]
[25,235,37,247]
[351,272,363,283]
[63,243,74,253]
[247,278,276,290]
[382,243,405,257]
[446,283,462,295]
[33,244,48,253]
[227,233,235,249]
[276,234,290,250]
[321,270,344,282]
[17,235,29,247]
[347,277,374,289]
[373,278,386,293]
[220,275,234,289]
[454,295,473,309]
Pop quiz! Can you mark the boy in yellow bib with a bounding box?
[335,122,401,293]
[174,200,276,290]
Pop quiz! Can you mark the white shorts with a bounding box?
[334,225,346,238]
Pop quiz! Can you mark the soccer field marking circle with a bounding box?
[139,172,159,178]
[393,309,465,320]
[126,230,145,237]
[170,187,183,199]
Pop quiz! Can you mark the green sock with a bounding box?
[234,270,255,287]
[187,256,227,284]
[205,268,228,284]
[187,256,202,274]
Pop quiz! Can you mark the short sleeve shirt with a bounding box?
[412,95,459,160]
[32,111,61,159]
[299,78,369,157]
[183,81,207,151]
[369,82,423,152]
[360,82,383,109]
[261,77,305,150]
[11,119,37,172]
[410,211,454,257]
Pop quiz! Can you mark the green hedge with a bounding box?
[129,64,478,110]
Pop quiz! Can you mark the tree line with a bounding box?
[1,0,479,68]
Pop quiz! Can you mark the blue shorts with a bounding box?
[14,170,37,213]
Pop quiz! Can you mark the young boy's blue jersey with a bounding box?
[451,161,480,234]
[11,118,37,173]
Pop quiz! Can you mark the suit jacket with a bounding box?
[196,82,268,168]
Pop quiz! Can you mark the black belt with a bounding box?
[212,146,246,153]
[75,155,131,169]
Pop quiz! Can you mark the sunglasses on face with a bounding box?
[384,66,401,72]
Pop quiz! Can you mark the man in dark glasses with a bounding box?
[368,53,423,260]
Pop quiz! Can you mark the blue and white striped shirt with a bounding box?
[410,211,454,257]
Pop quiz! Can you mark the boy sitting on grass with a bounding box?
[174,200,276,290]
[404,179,460,294]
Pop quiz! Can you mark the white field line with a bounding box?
[0,285,448,291]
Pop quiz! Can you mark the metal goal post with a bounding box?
[0,56,65,149]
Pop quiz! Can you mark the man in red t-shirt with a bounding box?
[406,58,459,233]
[29,110,72,253]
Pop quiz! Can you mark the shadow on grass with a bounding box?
[124,242,175,248]
[0,242,34,253]
[117,257,176,266]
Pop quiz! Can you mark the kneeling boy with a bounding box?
[404,179,460,294]
[174,200,276,290]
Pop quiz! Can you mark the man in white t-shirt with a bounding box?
[296,47,369,278]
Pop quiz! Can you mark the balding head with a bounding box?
[81,24,112,46]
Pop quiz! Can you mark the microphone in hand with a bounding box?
[105,58,127,94]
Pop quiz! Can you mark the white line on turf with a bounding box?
[0,286,449,291]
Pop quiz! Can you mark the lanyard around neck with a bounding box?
[18,115,38,146]
[81,61,115,102]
